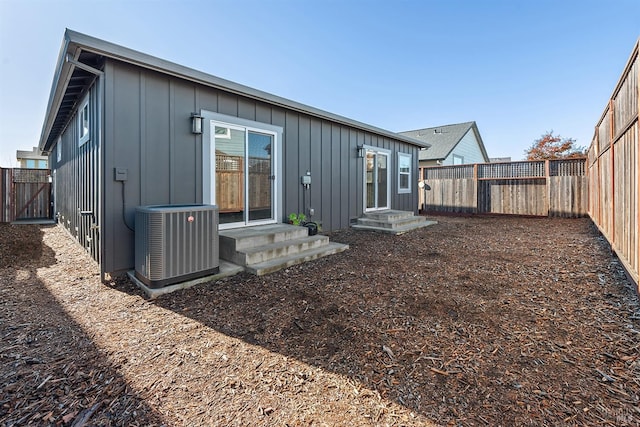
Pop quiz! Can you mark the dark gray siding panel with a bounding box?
[256,104,271,124]
[52,81,101,265]
[309,118,322,222]
[172,82,198,203]
[145,75,171,204]
[320,121,332,231]
[105,62,141,273]
[218,92,238,117]
[341,127,350,229]
[349,129,358,221]
[238,98,256,121]
[354,131,365,219]
[298,116,311,217]
[330,124,340,231]
[284,111,299,219]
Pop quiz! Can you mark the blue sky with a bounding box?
[0,0,638,167]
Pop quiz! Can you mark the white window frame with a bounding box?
[452,154,464,165]
[397,152,412,194]
[78,95,90,146]
[201,110,283,230]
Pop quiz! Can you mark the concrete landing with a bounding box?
[352,210,437,235]
[127,260,244,299]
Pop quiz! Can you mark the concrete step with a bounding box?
[356,215,427,229]
[219,224,309,256]
[246,242,349,276]
[231,235,329,266]
[362,210,414,221]
[352,219,437,235]
[352,210,438,235]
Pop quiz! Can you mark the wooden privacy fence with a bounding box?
[0,168,52,222]
[587,38,639,286]
[421,158,588,217]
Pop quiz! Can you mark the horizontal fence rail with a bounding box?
[587,38,639,288]
[420,159,588,218]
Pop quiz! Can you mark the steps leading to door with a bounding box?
[219,224,349,276]
[351,210,437,235]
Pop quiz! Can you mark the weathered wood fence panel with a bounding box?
[422,159,587,218]
[478,178,548,216]
[587,38,639,287]
[424,178,476,213]
[549,176,588,217]
[0,168,52,222]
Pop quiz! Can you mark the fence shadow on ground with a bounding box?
[0,224,164,426]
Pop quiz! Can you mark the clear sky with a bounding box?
[0,0,638,167]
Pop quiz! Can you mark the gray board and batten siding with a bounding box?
[39,29,429,278]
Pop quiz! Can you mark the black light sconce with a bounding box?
[356,144,364,158]
[191,113,203,134]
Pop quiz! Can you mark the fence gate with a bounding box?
[0,168,52,222]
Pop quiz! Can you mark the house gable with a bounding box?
[443,127,488,165]
[399,121,489,165]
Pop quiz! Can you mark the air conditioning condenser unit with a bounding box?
[135,204,219,288]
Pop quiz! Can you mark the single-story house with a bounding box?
[38,29,430,280]
[399,121,489,176]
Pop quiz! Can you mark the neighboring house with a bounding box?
[399,121,489,174]
[38,29,429,280]
[16,147,48,169]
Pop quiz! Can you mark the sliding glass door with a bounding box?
[211,121,276,228]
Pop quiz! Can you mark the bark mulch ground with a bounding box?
[1,216,639,426]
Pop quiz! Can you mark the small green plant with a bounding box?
[288,212,307,225]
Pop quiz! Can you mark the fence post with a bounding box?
[473,163,478,213]
[545,160,550,216]
[10,169,15,222]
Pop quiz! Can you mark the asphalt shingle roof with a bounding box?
[399,121,478,161]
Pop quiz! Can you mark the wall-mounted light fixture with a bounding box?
[356,144,364,158]
[191,113,203,134]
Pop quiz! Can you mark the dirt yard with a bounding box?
[1,216,639,426]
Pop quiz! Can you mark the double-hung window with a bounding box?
[397,152,412,194]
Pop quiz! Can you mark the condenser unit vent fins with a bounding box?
[134,204,219,288]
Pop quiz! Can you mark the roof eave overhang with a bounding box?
[38,35,76,153]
